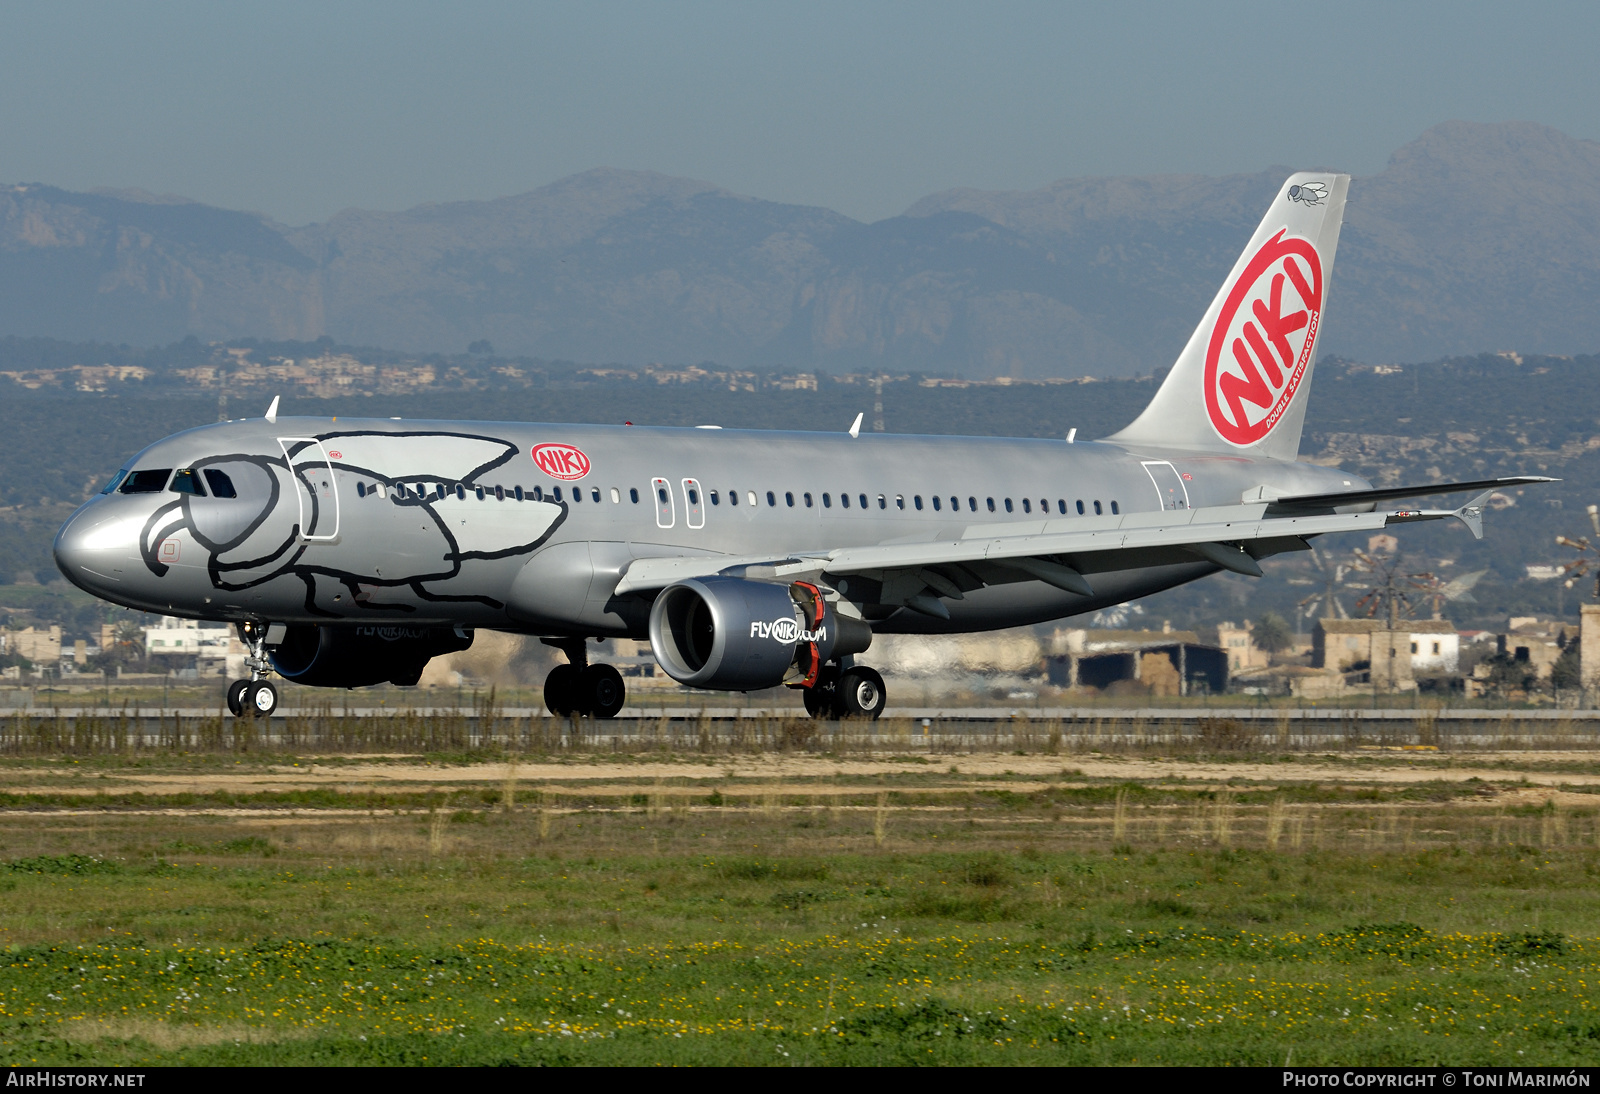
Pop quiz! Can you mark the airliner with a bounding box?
[52,173,1547,718]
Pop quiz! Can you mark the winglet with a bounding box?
[848,412,863,438]
[1453,490,1494,540]
[265,396,280,424]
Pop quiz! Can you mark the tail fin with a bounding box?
[1108,172,1349,461]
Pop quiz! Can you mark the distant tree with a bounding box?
[1552,640,1581,691]
[1253,611,1293,654]
[1481,653,1538,695]
[467,340,493,356]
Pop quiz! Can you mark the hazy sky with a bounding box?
[3,1,1598,226]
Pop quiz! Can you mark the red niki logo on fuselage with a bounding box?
[1204,229,1323,447]
[530,442,591,481]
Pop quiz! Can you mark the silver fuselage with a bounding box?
[53,416,1368,638]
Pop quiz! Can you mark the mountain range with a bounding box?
[4,120,1600,379]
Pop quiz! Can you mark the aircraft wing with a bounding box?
[1262,475,1556,514]
[613,498,1490,603]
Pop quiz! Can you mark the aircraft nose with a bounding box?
[53,502,139,594]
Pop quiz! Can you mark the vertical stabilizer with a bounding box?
[1108,172,1349,461]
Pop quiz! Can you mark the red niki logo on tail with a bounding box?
[1203,229,1323,446]
[530,443,591,480]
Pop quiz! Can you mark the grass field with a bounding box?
[1,745,1598,1065]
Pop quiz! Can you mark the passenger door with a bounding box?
[277,437,341,540]
[1141,461,1190,511]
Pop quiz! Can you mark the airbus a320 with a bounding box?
[53,173,1548,718]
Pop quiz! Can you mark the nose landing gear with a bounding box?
[541,638,627,719]
[225,622,280,718]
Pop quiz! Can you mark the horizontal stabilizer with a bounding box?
[1266,476,1557,514]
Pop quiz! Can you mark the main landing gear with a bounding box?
[542,638,626,719]
[225,622,280,718]
[802,662,887,720]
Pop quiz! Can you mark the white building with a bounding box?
[142,618,247,677]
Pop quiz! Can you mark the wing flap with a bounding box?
[1265,475,1556,513]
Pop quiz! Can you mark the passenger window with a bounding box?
[841,494,850,509]
[1058,499,1067,515]
[766,491,776,507]
[748,490,758,506]
[1093,500,1102,515]
[950,497,959,511]
[1076,500,1085,515]
[688,487,700,505]
[985,497,995,512]
[495,485,505,501]
[968,497,977,512]
[932,496,941,511]
[729,490,738,507]
[514,485,525,501]
[591,488,600,502]
[656,487,667,504]
[895,495,904,510]
[1040,498,1048,513]
[859,493,868,509]
[551,486,561,502]
[99,469,129,495]
[120,469,172,494]
[710,490,720,505]
[170,469,207,496]
[785,492,795,507]
[914,495,923,510]
[477,486,488,500]
[1021,499,1030,513]
[610,487,621,503]
[629,487,639,504]
[823,493,832,508]
[572,486,582,503]
[1111,500,1120,514]
[878,494,887,510]
[804,492,813,507]
[457,484,467,500]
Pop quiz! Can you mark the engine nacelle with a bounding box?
[269,624,473,688]
[648,577,870,691]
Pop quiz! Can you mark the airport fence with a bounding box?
[0,698,1597,757]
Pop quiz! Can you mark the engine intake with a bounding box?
[648,577,870,691]
[269,624,473,688]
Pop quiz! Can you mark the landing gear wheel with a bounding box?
[226,680,250,717]
[579,664,626,719]
[244,681,278,718]
[837,666,886,720]
[544,663,579,717]
[804,664,841,720]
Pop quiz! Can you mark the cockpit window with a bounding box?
[203,469,238,498]
[120,469,173,494]
[99,469,129,495]
[169,469,207,496]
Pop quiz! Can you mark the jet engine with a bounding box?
[647,577,870,691]
[268,624,474,688]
